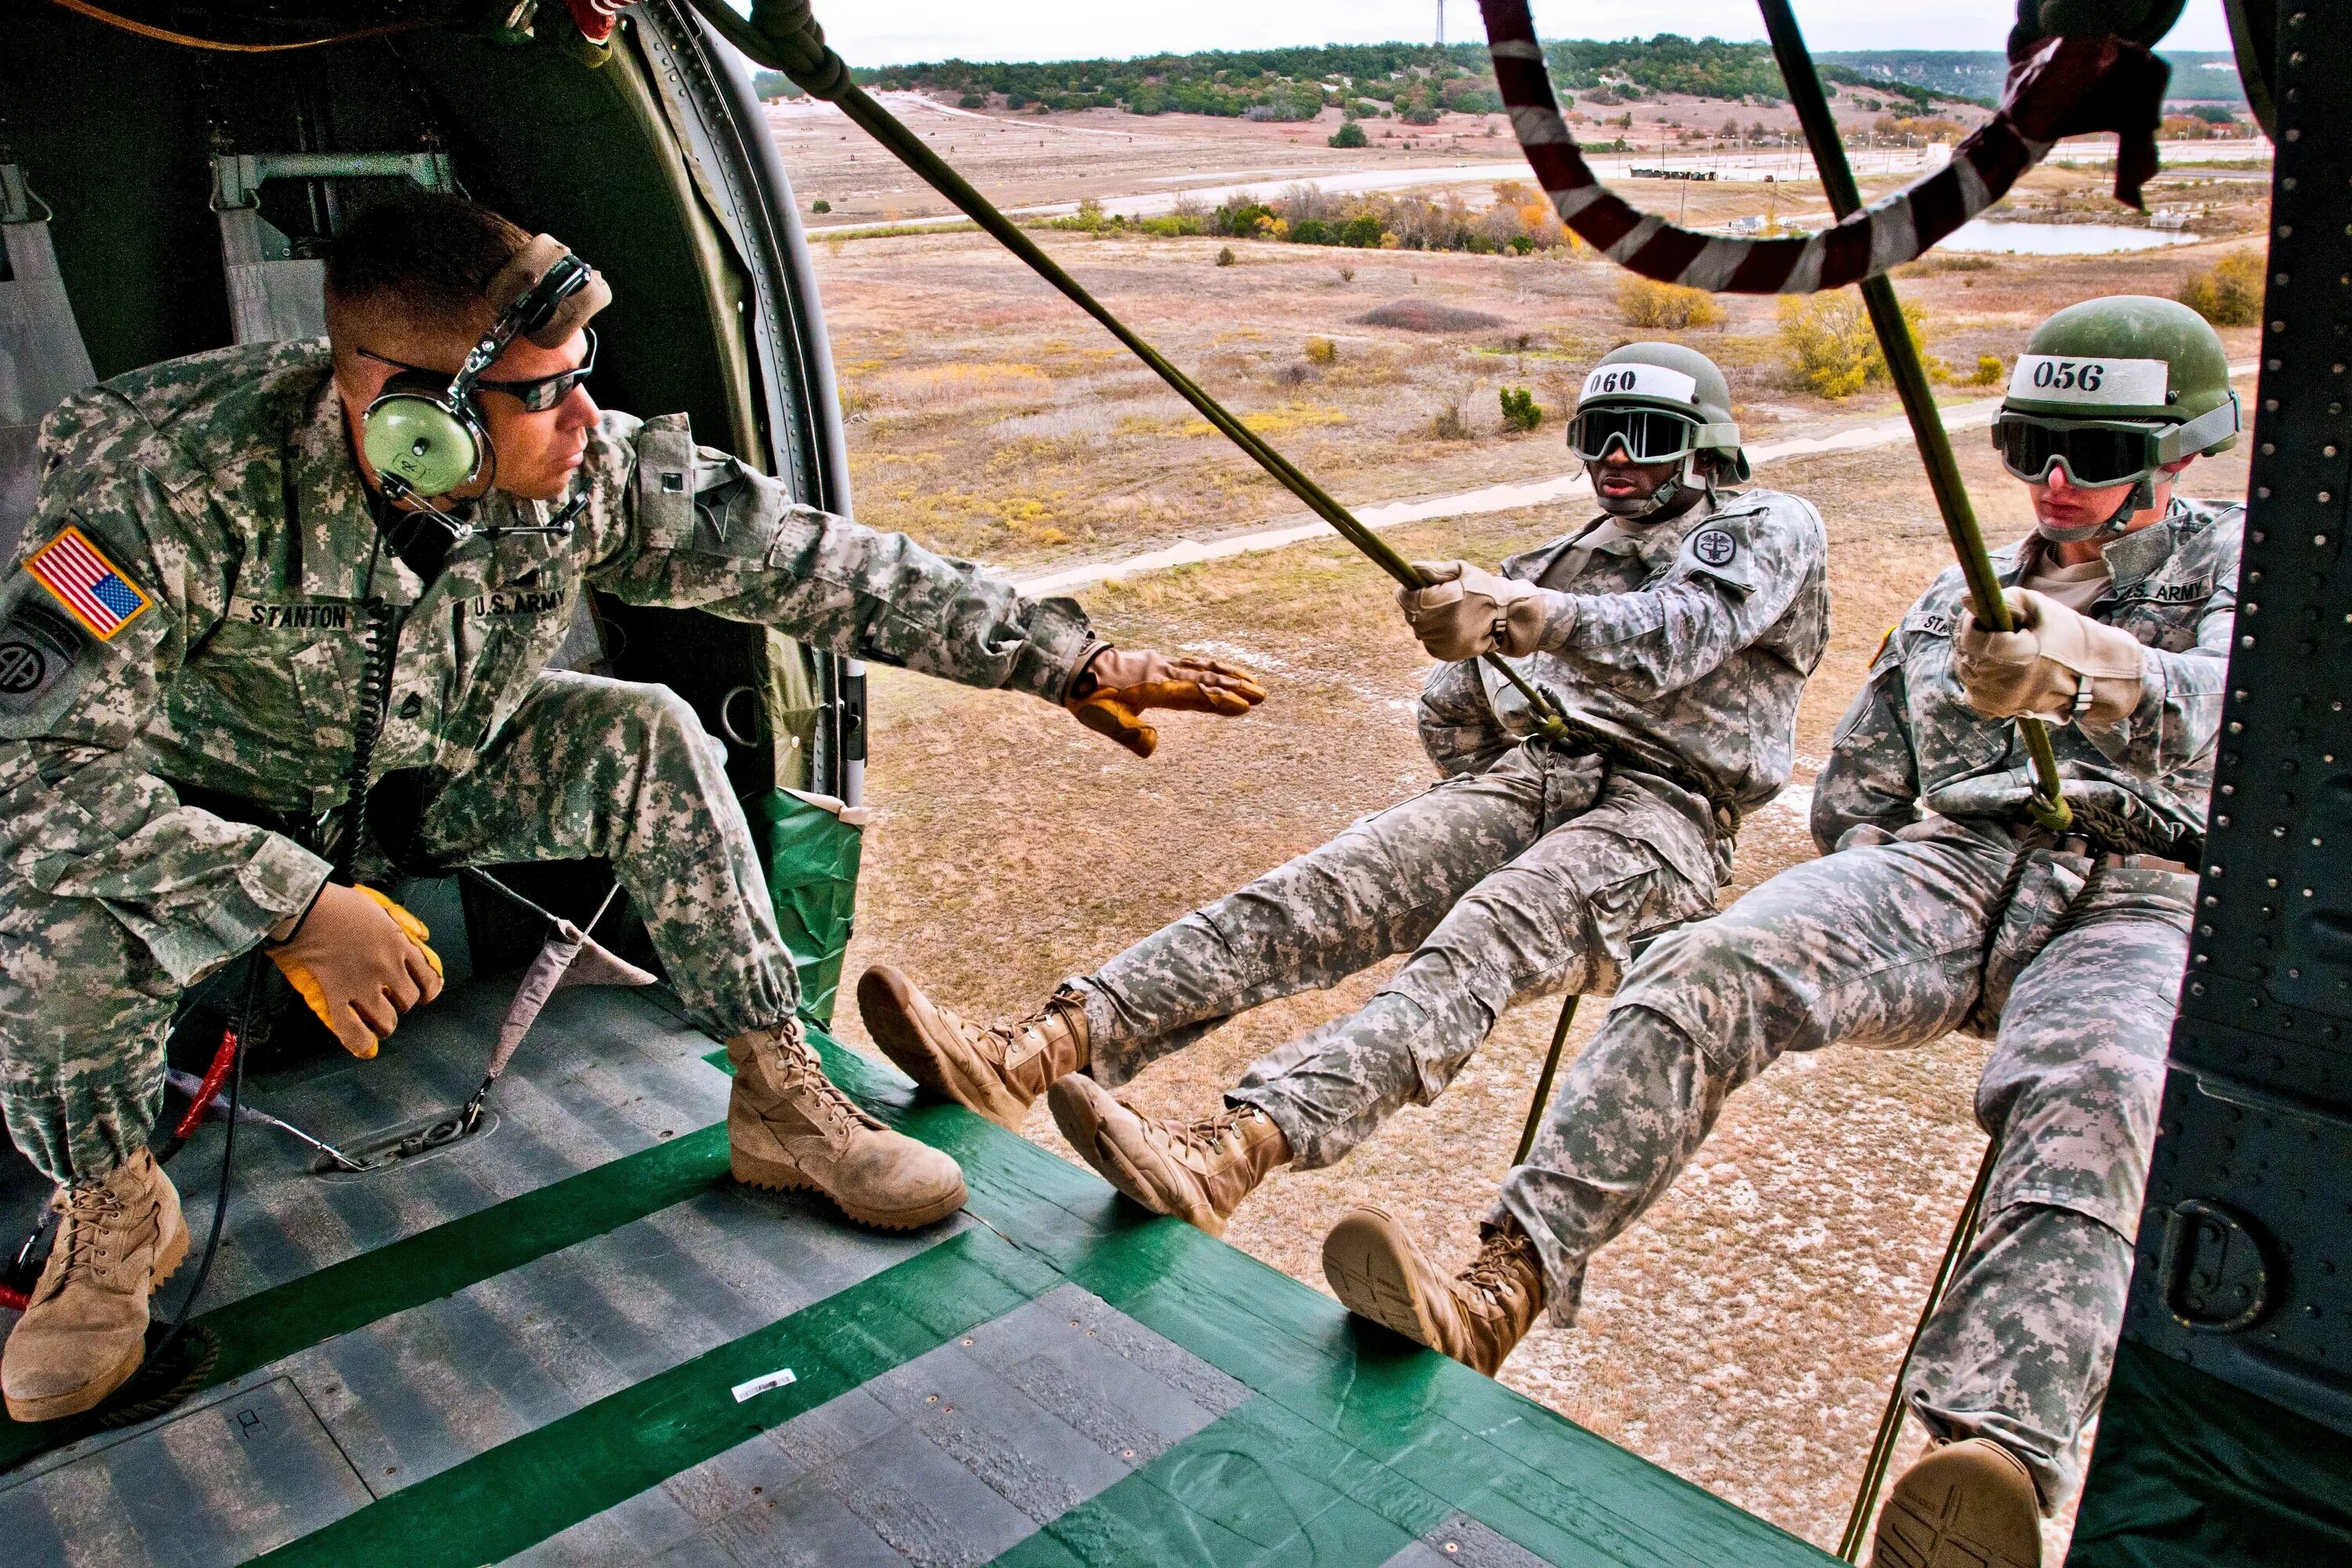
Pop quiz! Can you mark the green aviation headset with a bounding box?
[358,235,608,503]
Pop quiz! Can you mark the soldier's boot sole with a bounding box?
[1321,1207,1450,1357]
[2,1200,192,1424]
[1870,1438,2042,1568]
[858,966,1029,1131]
[729,1145,968,1231]
[1046,1075,1226,1233]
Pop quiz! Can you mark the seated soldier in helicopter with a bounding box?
[1316,299,2241,1568]
[0,191,1264,1422]
[858,344,1828,1238]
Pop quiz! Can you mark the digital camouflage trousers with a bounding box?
[0,671,798,1185]
[1495,814,2191,1508]
[1071,742,1719,1167]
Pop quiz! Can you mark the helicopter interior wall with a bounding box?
[5,10,741,441]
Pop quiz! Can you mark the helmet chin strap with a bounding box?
[1592,455,1698,521]
[2032,472,2158,544]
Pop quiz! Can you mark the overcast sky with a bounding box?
[807,0,2234,67]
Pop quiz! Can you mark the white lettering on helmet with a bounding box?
[1581,363,1700,405]
[2007,354,2169,408]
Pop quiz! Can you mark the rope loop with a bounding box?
[748,0,849,100]
[2025,791,2076,833]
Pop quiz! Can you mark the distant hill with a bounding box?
[781,38,2246,118]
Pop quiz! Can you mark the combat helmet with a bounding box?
[1570,342,1748,519]
[1995,295,2239,539]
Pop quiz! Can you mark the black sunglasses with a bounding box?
[361,327,597,413]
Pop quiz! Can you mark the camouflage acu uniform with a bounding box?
[0,340,1099,1184]
[1498,497,2238,1509]
[1071,490,1829,1167]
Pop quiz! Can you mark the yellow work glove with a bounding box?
[1955,587,2148,728]
[267,884,445,1059]
[1396,561,1549,662]
[1065,647,1268,758]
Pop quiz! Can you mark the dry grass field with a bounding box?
[790,115,2265,1559]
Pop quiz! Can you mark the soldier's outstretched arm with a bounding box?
[587,416,1263,756]
[1534,499,1824,699]
[0,459,331,988]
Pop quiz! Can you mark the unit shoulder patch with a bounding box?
[24,526,152,641]
[0,597,94,730]
[1690,528,1738,568]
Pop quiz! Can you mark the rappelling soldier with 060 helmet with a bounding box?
[0,192,1267,1424]
[856,343,1829,1247]
[1318,296,2241,1568]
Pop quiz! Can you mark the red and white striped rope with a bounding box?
[1478,1,2170,294]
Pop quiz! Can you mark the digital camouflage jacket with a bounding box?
[0,339,1098,987]
[1414,487,1831,811]
[1811,496,2241,854]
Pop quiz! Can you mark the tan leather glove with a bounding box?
[267,884,445,1059]
[1955,587,2147,728]
[1066,647,1268,758]
[1396,561,1549,662]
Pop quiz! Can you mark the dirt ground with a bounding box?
[803,203,2260,575]
[795,117,2262,1559]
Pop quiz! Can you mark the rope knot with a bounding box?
[749,0,848,100]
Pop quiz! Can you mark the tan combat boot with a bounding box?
[728,1023,967,1230]
[1870,1438,2043,1568]
[1321,1207,1544,1377]
[2,1147,189,1422]
[857,965,1088,1131]
[1046,1073,1290,1237]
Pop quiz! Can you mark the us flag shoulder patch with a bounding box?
[25,526,151,641]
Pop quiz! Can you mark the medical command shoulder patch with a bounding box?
[25,526,151,640]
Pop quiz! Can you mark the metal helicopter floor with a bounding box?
[0,975,1835,1567]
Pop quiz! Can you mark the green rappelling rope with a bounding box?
[1756,0,2071,833]
[681,0,1573,743]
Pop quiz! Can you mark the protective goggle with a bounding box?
[1570,405,1704,464]
[1991,397,2240,488]
[361,326,597,413]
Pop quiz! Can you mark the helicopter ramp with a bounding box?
[0,979,1834,1566]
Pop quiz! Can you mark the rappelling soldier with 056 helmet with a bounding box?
[0,191,1266,1424]
[1317,296,2241,1568]
[856,343,1829,1247]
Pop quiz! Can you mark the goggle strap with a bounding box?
[2154,395,2241,464]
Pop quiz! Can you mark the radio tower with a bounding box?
[1436,0,1445,48]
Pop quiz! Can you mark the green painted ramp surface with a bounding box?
[0,993,1832,1566]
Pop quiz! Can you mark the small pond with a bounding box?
[1939,220,2195,255]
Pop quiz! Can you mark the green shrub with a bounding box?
[1499,387,1542,433]
[1330,120,1368,149]
[1617,276,1725,329]
[1216,247,1237,267]
[810,198,831,214]
[2179,249,2263,327]
[1776,292,1929,399]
